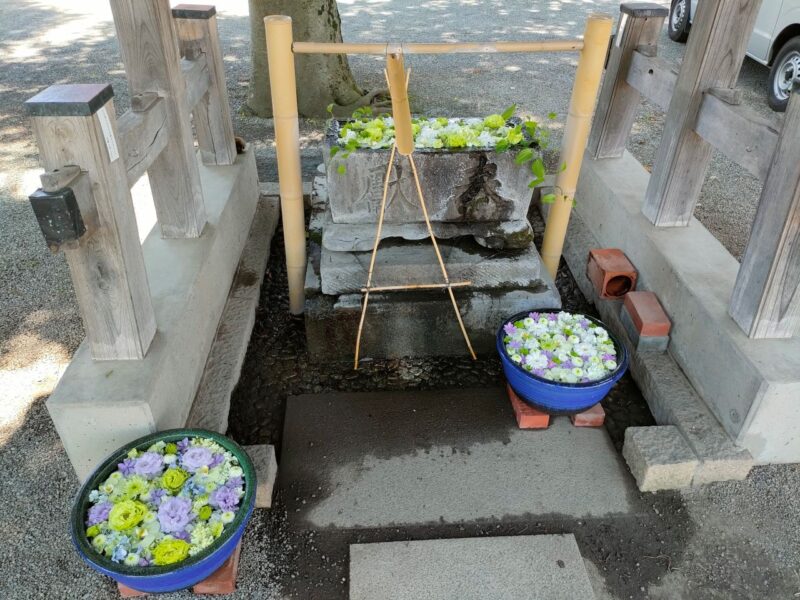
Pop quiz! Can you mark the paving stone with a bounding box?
[319,238,545,295]
[507,383,550,429]
[282,389,635,528]
[349,535,596,600]
[623,426,698,492]
[244,444,278,508]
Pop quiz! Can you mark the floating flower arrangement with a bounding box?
[502,311,619,384]
[82,436,245,567]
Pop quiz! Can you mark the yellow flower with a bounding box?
[152,538,191,566]
[161,468,189,493]
[108,500,147,531]
[198,505,213,521]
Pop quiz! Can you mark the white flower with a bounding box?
[163,454,177,465]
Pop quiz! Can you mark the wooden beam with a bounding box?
[173,5,238,165]
[25,84,156,359]
[110,0,207,238]
[641,0,764,227]
[589,3,668,159]
[292,40,584,55]
[117,94,169,187]
[729,83,800,339]
[181,54,211,111]
[694,90,780,181]
[625,50,677,111]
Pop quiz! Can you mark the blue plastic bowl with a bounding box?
[497,309,628,414]
[70,429,255,593]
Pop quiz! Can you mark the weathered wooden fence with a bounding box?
[26,2,236,360]
[589,1,799,340]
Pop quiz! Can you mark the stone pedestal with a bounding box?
[305,162,560,360]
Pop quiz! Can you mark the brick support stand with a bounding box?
[586,248,637,299]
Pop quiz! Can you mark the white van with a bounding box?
[669,0,800,111]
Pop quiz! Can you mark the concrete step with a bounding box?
[349,535,596,600]
[280,388,638,529]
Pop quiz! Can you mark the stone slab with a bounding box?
[244,444,278,509]
[623,426,698,492]
[305,286,561,359]
[555,206,753,484]
[47,149,260,481]
[325,141,533,225]
[280,389,635,529]
[186,196,280,433]
[349,535,596,600]
[323,218,534,251]
[572,150,800,463]
[320,238,546,295]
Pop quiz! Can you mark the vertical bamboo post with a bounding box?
[541,13,613,279]
[386,46,414,156]
[265,16,306,314]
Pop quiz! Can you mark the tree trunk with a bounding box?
[248,0,367,117]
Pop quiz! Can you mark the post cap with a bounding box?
[25,84,113,117]
[172,4,216,19]
[620,3,669,18]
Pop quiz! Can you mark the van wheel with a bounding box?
[668,0,690,43]
[768,37,800,112]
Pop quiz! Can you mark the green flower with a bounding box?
[164,442,178,455]
[123,475,148,500]
[161,468,189,494]
[108,500,147,531]
[443,133,467,148]
[85,525,101,538]
[210,521,224,538]
[484,114,505,129]
[198,505,213,521]
[152,538,190,566]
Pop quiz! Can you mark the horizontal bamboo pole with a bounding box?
[293,40,584,55]
[361,281,472,293]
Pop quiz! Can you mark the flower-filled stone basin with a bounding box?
[497,309,628,414]
[324,112,553,226]
[70,429,255,594]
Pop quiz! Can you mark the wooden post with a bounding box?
[729,82,800,339]
[588,3,668,159]
[25,84,157,360]
[110,0,207,238]
[172,5,237,166]
[265,16,306,314]
[541,13,614,279]
[641,0,763,227]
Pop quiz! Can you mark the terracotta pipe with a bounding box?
[541,13,613,279]
[265,16,306,314]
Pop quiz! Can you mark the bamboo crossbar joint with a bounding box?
[292,40,585,55]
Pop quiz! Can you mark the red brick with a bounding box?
[623,291,671,337]
[570,403,606,427]
[586,248,637,299]
[506,384,550,429]
[117,583,147,597]
[192,541,242,595]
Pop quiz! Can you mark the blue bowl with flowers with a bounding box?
[497,309,628,414]
[70,429,255,593]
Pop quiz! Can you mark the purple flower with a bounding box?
[547,313,558,321]
[579,318,590,329]
[581,354,589,362]
[532,368,546,377]
[117,458,136,476]
[602,353,615,362]
[210,486,240,511]
[86,502,113,526]
[176,438,191,454]
[519,355,527,365]
[528,312,540,320]
[225,476,243,489]
[508,340,522,350]
[139,558,150,567]
[157,497,194,533]
[209,453,224,469]
[547,361,557,369]
[181,446,213,472]
[173,530,191,542]
[134,452,164,478]
[543,350,553,358]
[581,377,591,383]
[562,359,574,369]
[503,323,516,335]
[150,488,167,505]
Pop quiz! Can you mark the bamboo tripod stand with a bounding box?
[352,49,477,368]
[264,14,614,364]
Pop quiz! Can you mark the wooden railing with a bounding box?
[25,2,236,360]
[588,1,800,340]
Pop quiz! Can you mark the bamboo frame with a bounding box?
[264,16,306,314]
[540,14,614,278]
[293,40,584,55]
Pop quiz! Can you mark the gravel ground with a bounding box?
[1,1,799,599]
